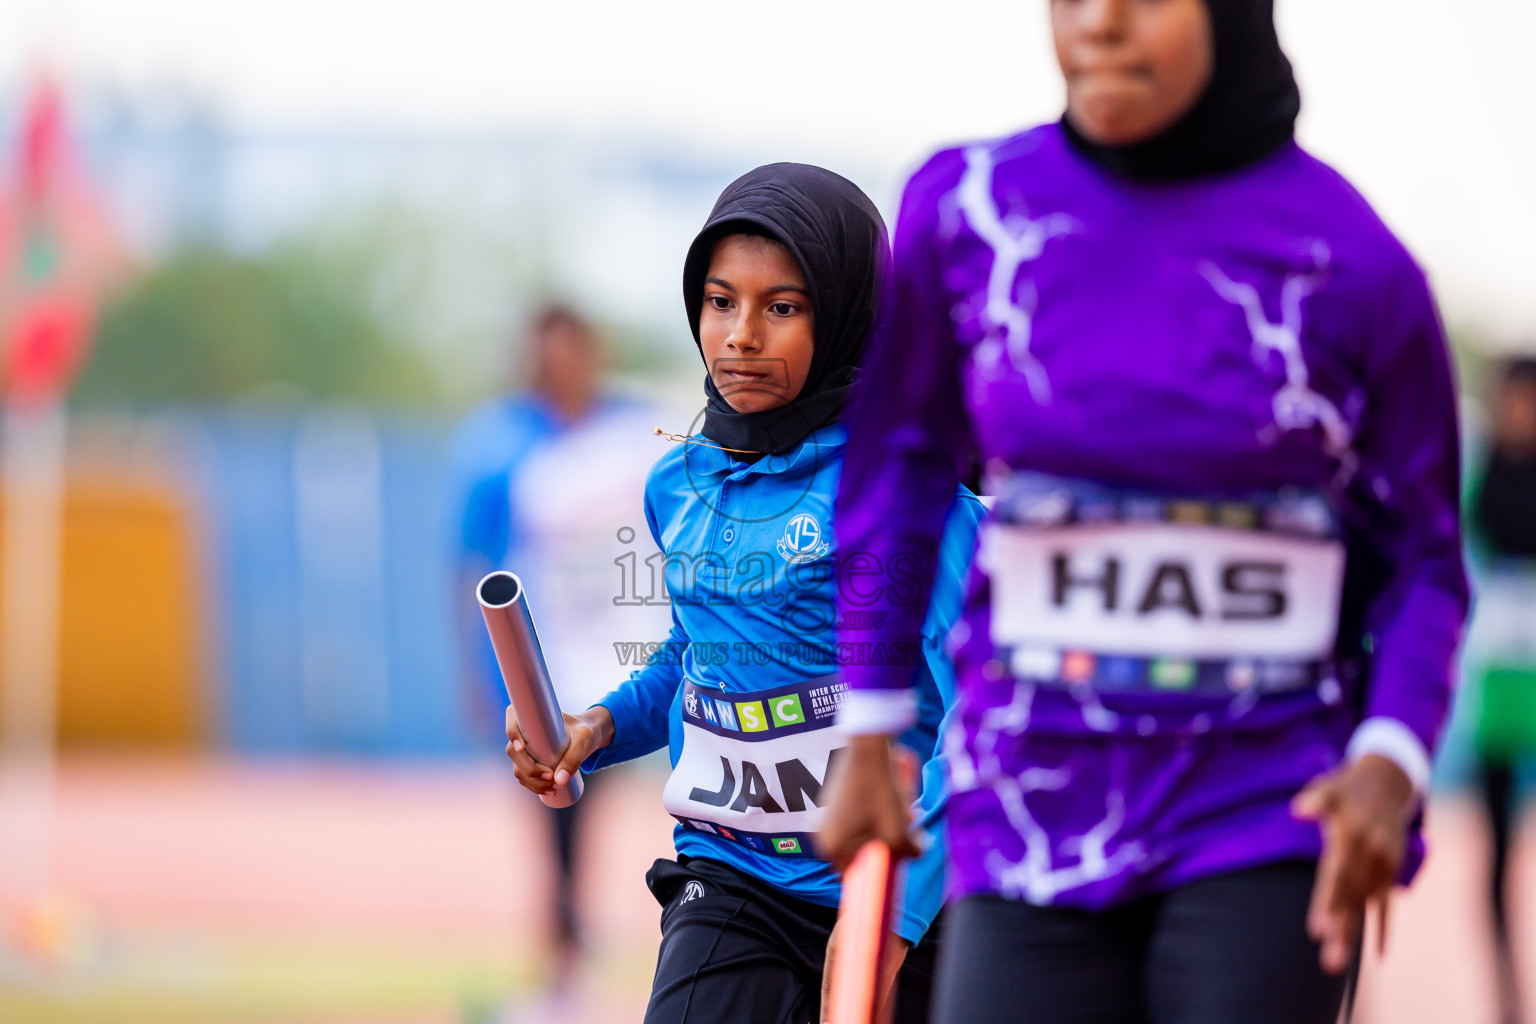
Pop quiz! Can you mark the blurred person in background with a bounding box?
[451,304,666,998]
[1469,359,1536,1024]
[818,1,1468,1022]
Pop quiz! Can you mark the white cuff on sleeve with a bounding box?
[1346,717,1432,795]
[837,689,919,736]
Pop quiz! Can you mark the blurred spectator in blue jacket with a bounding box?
[451,303,667,993]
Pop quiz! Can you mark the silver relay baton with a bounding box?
[477,570,584,808]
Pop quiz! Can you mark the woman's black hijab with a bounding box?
[683,163,888,457]
[1062,0,1301,181]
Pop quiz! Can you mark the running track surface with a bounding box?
[0,757,1523,1023]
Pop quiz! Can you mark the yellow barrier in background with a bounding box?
[0,480,203,748]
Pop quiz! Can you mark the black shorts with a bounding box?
[932,860,1354,1024]
[642,856,940,1024]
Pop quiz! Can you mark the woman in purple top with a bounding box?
[817,1,1468,1022]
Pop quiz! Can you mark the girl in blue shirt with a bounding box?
[506,163,982,1024]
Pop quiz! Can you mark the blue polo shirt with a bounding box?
[583,421,982,944]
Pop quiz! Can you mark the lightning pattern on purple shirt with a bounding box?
[835,125,1469,906]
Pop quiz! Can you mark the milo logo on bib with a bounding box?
[665,676,845,855]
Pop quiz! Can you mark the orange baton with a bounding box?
[827,840,897,1024]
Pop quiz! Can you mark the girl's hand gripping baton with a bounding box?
[477,570,583,808]
[826,840,896,1024]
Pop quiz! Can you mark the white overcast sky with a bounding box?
[4,0,1533,343]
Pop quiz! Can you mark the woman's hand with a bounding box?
[505,705,614,797]
[818,918,908,1024]
[1291,753,1417,974]
[815,735,922,871]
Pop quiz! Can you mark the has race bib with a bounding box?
[664,676,846,858]
[980,474,1346,695]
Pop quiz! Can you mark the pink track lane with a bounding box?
[23,758,1536,1023]
[45,755,675,946]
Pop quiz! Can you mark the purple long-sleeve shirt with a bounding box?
[836,124,1468,906]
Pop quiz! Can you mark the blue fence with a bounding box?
[193,409,491,757]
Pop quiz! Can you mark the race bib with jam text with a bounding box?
[663,676,846,858]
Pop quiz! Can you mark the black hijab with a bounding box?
[1061,0,1300,181]
[682,163,888,457]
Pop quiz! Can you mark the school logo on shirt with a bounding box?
[777,513,830,563]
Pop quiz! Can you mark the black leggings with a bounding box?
[933,860,1351,1024]
[1477,758,1521,1024]
[548,772,595,948]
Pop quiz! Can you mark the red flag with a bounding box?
[1,77,112,402]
